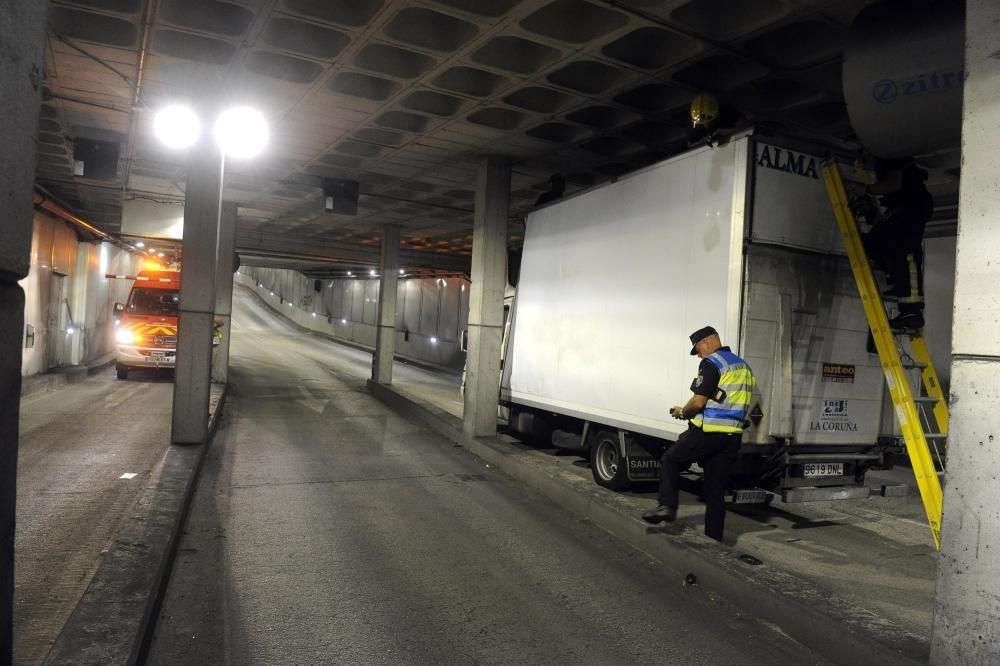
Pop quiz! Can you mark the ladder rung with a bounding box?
[914,396,940,404]
[902,361,928,370]
[924,433,947,441]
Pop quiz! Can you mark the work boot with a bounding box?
[642,505,677,525]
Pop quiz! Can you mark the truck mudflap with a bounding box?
[624,435,662,482]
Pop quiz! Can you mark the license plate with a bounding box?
[732,488,768,504]
[146,351,174,365]
[803,463,844,478]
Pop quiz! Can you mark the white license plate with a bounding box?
[803,463,844,478]
[146,352,174,365]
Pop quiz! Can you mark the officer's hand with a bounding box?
[670,405,685,420]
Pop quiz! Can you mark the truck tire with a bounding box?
[589,428,630,491]
[116,364,129,380]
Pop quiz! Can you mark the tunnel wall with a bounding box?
[237,267,468,372]
[20,211,137,376]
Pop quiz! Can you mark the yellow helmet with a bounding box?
[690,92,719,128]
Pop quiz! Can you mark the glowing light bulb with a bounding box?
[154,106,201,149]
[214,106,269,159]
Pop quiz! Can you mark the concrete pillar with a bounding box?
[930,2,1000,662]
[0,3,47,659]
[171,142,223,444]
[372,225,400,384]
[462,156,509,437]
[211,202,237,384]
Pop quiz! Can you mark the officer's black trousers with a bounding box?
[658,427,740,541]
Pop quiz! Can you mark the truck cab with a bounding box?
[113,270,180,379]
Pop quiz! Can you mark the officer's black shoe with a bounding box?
[889,312,925,331]
[642,506,677,525]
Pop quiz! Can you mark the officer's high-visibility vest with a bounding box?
[690,349,755,434]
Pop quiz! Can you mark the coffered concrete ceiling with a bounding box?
[39,0,885,275]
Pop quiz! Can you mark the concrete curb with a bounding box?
[43,384,228,665]
[367,380,929,665]
[238,283,462,377]
[20,352,117,397]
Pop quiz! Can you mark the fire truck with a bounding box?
[112,269,180,379]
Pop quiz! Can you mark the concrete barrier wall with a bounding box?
[20,211,138,376]
[237,268,468,372]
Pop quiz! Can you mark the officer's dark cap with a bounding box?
[689,326,718,355]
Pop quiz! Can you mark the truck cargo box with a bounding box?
[500,133,908,498]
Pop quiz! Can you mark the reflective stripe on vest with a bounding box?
[690,350,756,434]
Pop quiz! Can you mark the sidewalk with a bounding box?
[20,373,227,665]
[369,380,936,664]
[20,351,116,397]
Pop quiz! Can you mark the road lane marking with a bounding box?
[119,473,137,479]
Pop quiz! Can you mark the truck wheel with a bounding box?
[116,364,129,380]
[589,429,630,491]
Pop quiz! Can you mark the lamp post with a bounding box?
[152,104,268,444]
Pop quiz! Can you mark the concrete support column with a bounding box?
[931,2,1000,661]
[372,225,400,385]
[211,201,237,384]
[171,143,223,444]
[0,3,47,659]
[463,156,509,437]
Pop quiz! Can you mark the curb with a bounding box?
[43,384,228,665]
[367,380,929,665]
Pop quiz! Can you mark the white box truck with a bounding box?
[500,132,905,502]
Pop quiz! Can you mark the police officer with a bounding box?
[642,326,756,542]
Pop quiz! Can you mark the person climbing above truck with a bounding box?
[861,157,934,330]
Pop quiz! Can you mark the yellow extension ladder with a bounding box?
[820,160,946,549]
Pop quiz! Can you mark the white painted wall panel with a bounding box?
[363,280,378,325]
[419,280,439,336]
[20,214,138,376]
[402,279,420,332]
[239,269,468,370]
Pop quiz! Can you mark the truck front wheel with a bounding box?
[116,364,129,380]
[589,429,630,491]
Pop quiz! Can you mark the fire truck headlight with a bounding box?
[116,329,135,344]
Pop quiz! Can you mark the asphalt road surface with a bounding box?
[16,368,175,665]
[147,288,825,664]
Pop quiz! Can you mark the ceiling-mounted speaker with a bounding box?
[73,138,120,180]
[322,178,359,216]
